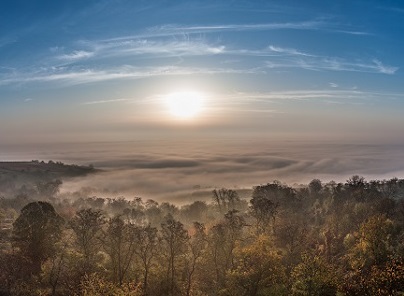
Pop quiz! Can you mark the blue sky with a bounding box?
[1,0,404,145]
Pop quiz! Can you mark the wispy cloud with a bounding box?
[268,45,312,56]
[329,83,338,88]
[372,59,398,74]
[81,98,129,105]
[223,89,404,105]
[75,39,306,61]
[144,21,323,36]
[331,30,371,36]
[58,50,94,61]
[79,39,226,59]
[0,65,261,86]
[265,56,398,75]
[142,21,370,37]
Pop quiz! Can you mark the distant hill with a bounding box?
[0,161,99,195]
[0,160,97,177]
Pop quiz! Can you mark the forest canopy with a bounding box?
[1,172,404,295]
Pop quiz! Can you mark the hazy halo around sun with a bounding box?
[164,91,205,119]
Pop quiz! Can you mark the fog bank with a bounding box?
[1,139,403,202]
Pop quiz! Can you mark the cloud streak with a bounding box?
[265,56,398,75]
[0,65,261,86]
[81,98,130,105]
[74,39,226,60]
[222,89,404,104]
[143,21,324,36]
[268,45,313,56]
[58,50,94,61]
[138,20,370,38]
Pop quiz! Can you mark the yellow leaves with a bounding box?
[345,213,399,272]
[291,254,338,296]
[79,273,142,296]
[227,235,286,294]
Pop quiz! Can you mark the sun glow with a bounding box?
[164,91,204,119]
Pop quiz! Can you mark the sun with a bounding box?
[164,91,204,119]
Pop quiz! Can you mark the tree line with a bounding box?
[1,176,404,295]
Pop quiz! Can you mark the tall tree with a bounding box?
[250,188,279,234]
[160,214,189,296]
[207,210,246,291]
[346,175,367,202]
[184,222,207,296]
[212,188,240,213]
[12,201,64,276]
[133,224,159,296]
[70,208,106,275]
[102,216,137,285]
[309,179,323,196]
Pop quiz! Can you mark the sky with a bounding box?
[1,0,404,199]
